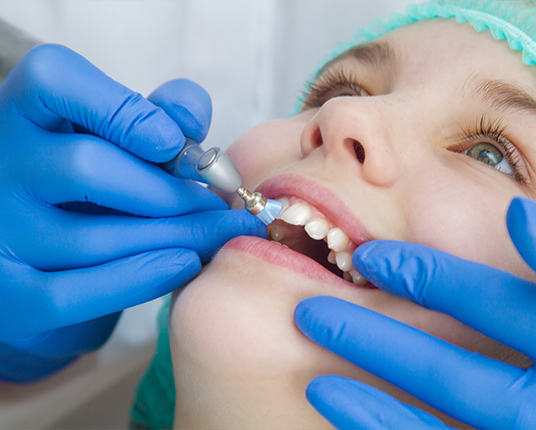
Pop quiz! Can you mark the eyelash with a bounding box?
[301,69,366,109]
[458,117,527,185]
[301,70,527,185]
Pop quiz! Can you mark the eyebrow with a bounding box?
[464,74,536,117]
[317,40,398,77]
[320,41,536,118]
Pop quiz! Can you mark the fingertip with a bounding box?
[172,103,210,143]
[129,248,201,292]
[248,215,268,239]
[294,296,338,334]
[507,196,536,270]
[306,375,333,403]
[148,79,212,143]
[224,209,267,239]
[507,196,534,233]
[170,248,202,282]
[293,298,313,326]
[353,240,423,298]
[352,242,376,278]
[307,374,353,399]
[122,248,201,302]
[306,375,367,428]
[352,241,393,286]
[138,108,186,162]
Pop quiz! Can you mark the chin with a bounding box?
[169,236,481,429]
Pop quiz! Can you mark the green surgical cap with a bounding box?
[295,0,536,112]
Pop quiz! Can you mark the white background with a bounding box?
[0,1,416,429]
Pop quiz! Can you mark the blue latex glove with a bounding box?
[0,44,265,383]
[295,196,536,429]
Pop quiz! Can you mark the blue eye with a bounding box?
[464,143,514,177]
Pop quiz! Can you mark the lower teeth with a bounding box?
[349,269,367,285]
[268,225,286,241]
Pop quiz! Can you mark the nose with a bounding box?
[300,97,400,187]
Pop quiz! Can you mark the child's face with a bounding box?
[170,19,536,429]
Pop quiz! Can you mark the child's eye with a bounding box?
[459,116,527,185]
[301,68,369,109]
[463,142,513,177]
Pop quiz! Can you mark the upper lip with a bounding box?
[255,173,374,246]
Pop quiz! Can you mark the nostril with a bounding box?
[353,139,365,164]
[312,128,323,148]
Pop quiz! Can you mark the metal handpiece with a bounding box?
[161,138,282,225]
[160,138,243,193]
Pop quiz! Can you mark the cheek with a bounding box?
[404,169,530,276]
[226,119,304,187]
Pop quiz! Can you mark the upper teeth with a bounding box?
[279,202,311,225]
[274,197,368,286]
[304,218,329,240]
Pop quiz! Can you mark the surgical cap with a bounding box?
[295,0,536,112]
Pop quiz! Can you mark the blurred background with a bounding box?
[0,1,414,428]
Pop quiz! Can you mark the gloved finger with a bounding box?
[12,208,266,271]
[306,375,453,430]
[15,131,226,217]
[4,44,185,162]
[148,79,212,143]
[13,313,121,358]
[0,248,201,342]
[295,296,525,430]
[352,240,536,359]
[0,342,78,384]
[507,197,536,271]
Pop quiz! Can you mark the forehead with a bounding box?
[333,19,536,96]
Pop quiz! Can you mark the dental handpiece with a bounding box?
[160,138,282,225]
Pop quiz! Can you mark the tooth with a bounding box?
[327,250,337,265]
[349,269,368,286]
[268,225,286,241]
[335,251,353,272]
[279,202,311,225]
[304,218,329,240]
[343,272,352,282]
[279,197,290,212]
[327,227,349,252]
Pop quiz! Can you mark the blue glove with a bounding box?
[0,44,265,383]
[295,196,536,429]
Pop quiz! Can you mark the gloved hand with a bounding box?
[295,196,536,429]
[0,44,265,383]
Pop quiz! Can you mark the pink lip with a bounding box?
[256,173,374,246]
[224,236,377,290]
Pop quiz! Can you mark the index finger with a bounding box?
[4,44,185,162]
[353,240,536,359]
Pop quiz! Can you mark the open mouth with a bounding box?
[268,196,368,286]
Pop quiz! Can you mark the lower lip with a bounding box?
[223,236,378,290]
